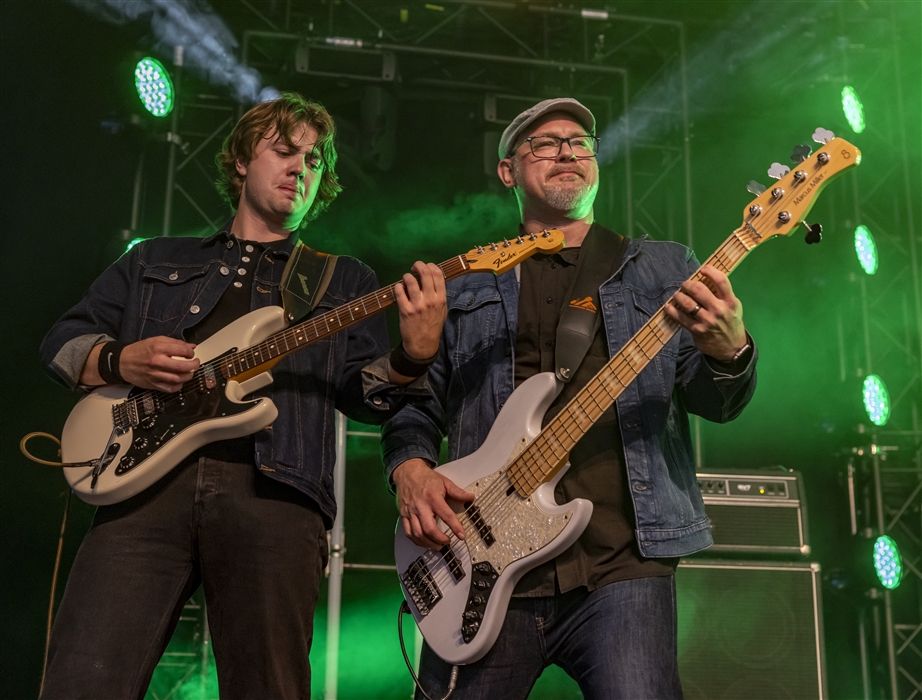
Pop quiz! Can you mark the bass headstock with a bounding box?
[742,131,861,247]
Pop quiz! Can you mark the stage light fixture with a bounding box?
[873,535,902,589]
[854,225,878,275]
[135,57,174,117]
[862,374,890,427]
[841,86,865,134]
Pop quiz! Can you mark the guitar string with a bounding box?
[408,230,756,591]
[116,257,471,424]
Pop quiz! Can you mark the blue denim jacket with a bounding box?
[382,233,757,557]
[40,225,419,527]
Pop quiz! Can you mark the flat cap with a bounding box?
[498,98,596,159]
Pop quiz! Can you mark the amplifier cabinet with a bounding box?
[697,469,809,556]
[676,559,827,700]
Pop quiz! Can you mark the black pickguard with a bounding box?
[113,350,260,476]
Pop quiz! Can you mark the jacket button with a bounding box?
[246,244,254,253]
[226,240,234,249]
[220,266,230,276]
[190,305,201,314]
[372,396,383,406]
[169,272,179,281]
[634,483,647,491]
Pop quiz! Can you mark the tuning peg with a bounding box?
[747,180,766,195]
[768,163,790,180]
[802,221,823,244]
[812,128,835,144]
[791,144,812,163]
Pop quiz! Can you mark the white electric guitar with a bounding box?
[61,231,566,505]
[395,132,860,665]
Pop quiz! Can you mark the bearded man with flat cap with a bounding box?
[381,98,758,698]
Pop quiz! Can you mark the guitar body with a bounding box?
[62,307,287,505]
[394,372,594,665]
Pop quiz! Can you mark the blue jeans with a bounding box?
[40,453,327,700]
[415,576,683,700]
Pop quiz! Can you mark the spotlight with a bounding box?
[841,86,865,134]
[862,375,890,427]
[873,535,903,590]
[135,57,174,117]
[854,225,878,275]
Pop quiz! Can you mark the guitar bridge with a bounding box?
[401,557,442,616]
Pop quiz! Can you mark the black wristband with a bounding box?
[388,341,437,378]
[97,341,125,384]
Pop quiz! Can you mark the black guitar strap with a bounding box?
[280,243,338,323]
[554,224,628,382]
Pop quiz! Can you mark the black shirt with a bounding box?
[512,245,678,597]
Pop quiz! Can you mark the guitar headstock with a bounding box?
[742,135,861,247]
[463,229,566,274]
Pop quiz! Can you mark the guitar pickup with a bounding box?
[466,504,495,547]
[440,544,465,582]
[401,557,441,616]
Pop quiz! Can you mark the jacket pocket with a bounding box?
[141,263,210,324]
[446,285,503,361]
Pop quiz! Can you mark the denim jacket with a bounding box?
[40,224,421,527]
[382,232,757,558]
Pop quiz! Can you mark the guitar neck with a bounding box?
[217,255,473,381]
[508,224,760,495]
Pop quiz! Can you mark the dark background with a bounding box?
[2,1,919,698]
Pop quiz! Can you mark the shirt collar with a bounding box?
[201,217,296,258]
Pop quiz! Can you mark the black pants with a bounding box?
[40,454,327,700]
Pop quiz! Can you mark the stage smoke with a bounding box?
[598,1,827,164]
[69,0,269,103]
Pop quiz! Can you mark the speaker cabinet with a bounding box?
[676,560,827,700]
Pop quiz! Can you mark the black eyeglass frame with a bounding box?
[516,135,601,160]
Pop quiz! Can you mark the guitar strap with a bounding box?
[554,224,628,382]
[280,242,338,323]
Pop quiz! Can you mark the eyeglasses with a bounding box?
[519,135,601,159]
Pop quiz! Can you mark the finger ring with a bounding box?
[689,303,701,317]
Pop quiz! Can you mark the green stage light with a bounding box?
[862,374,891,426]
[842,86,865,134]
[873,535,902,589]
[125,237,144,253]
[135,57,174,117]
[854,225,878,275]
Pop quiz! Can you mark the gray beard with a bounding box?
[544,180,596,212]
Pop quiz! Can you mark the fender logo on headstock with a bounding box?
[491,250,524,269]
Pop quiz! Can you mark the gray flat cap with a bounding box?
[498,98,596,159]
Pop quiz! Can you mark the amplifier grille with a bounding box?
[677,561,826,700]
[707,504,803,550]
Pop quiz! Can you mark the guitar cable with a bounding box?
[18,432,86,694]
[20,431,99,468]
[398,601,460,700]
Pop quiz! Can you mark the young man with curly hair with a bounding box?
[39,92,446,699]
